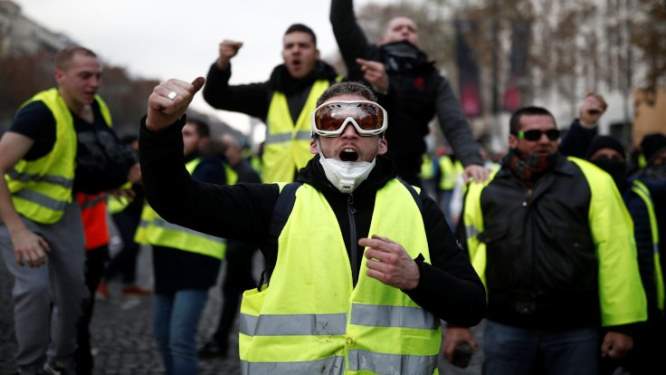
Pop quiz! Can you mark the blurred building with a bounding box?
[0,1,72,57]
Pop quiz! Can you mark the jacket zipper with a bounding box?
[347,194,359,285]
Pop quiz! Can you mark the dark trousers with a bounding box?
[212,242,257,346]
[106,212,139,284]
[482,320,599,375]
[76,246,109,375]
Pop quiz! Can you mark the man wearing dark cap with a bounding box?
[634,134,666,356]
[640,133,666,168]
[586,135,664,374]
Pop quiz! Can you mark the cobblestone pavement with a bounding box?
[88,243,242,375]
[89,282,240,375]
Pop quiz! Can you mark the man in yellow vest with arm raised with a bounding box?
[202,23,339,183]
[140,78,486,374]
[0,46,139,375]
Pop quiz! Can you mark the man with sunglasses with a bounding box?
[202,24,339,184]
[445,106,647,375]
[330,0,487,186]
[140,79,485,373]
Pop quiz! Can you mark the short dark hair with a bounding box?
[55,46,97,70]
[284,23,317,46]
[316,81,377,107]
[509,106,557,134]
[186,118,211,138]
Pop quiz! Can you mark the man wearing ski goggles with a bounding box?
[143,78,486,375]
[312,100,388,138]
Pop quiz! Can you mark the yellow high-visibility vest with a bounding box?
[239,179,441,374]
[631,179,664,311]
[134,158,236,260]
[463,157,647,326]
[6,88,112,224]
[438,156,463,191]
[262,80,330,183]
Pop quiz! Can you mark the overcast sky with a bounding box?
[14,0,390,135]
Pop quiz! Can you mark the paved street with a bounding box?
[86,242,243,375]
[88,281,240,375]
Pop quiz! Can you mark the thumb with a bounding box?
[190,77,206,95]
[356,58,369,67]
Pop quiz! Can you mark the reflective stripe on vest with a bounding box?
[463,158,647,326]
[134,158,226,260]
[631,180,664,311]
[262,80,330,183]
[6,89,111,224]
[239,304,436,337]
[239,179,440,374]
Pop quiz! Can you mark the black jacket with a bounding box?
[559,119,598,158]
[330,0,482,185]
[139,117,485,327]
[202,61,338,124]
[468,155,638,332]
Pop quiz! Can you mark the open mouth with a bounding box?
[340,148,359,162]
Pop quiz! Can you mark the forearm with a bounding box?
[435,78,483,166]
[202,63,271,119]
[559,119,598,158]
[139,118,278,240]
[330,0,372,79]
[405,194,486,325]
[0,177,26,235]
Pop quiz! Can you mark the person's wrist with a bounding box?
[406,260,420,290]
[7,223,29,239]
[216,58,229,70]
[144,115,159,131]
[578,117,597,128]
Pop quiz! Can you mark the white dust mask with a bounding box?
[318,151,375,193]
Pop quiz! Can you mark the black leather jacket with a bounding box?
[476,155,601,329]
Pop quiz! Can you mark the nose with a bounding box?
[90,75,101,88]
[340,121,359,138]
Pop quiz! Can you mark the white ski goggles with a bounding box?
[311,100,388,137]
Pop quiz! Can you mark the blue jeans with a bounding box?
[483,320,599,375]
[153,289,208,375]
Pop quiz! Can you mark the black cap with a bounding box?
[640,133,666,164]
[586,135,625,159]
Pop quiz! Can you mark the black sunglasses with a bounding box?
[514,129,561,141]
